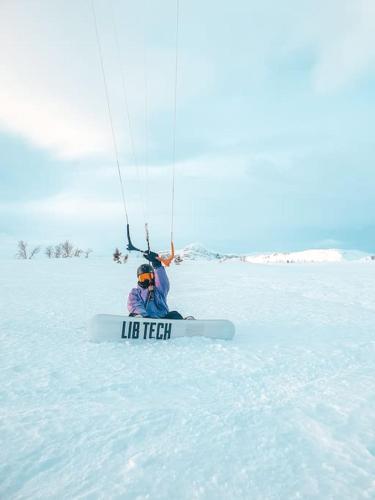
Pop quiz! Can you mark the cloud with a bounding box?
[0,1,214,160]
[1,0,374,164]
[147,155,248,180]
[216,0,375,94]
[0,79,111,160]
[315,238,343,248]
[311,0,375,93]
[0,2,110,159]
[0,192,135,222]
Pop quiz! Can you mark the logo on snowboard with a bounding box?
[121,320,172,340]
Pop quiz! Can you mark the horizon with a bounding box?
[1,0,375,256]
[3,239,374,260]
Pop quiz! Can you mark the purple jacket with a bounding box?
[127,266,170,318]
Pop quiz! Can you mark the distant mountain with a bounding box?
[172,244,372,264]
[243,249,372,264]
[245,249,353,264]
[173,243,237,261]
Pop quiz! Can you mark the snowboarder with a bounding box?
[127,251,191,319]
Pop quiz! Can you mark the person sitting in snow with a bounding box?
[127,251,192,320]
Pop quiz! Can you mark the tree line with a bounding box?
[16,240,92,259]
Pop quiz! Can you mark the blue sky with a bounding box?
[1,0,375,256]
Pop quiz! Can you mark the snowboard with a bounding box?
[89,314,235,343]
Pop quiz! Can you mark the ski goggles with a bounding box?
[138,272,154,283]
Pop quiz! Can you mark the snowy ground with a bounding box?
[0,258,374,499]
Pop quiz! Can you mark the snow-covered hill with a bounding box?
[174,243,372,264]
[244,248,342,264]
[173,242,237,261]
[361,255,375,262]
[243,248,369,264]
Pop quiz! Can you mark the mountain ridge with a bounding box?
[172,243,373,264]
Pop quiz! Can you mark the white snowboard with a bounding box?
[89,314,235,343]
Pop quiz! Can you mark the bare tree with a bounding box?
[54,244,62,258]
[83,248,93,258]
[45,246,54,258]
[16,240,28,259]
[16,240,40,259]
[113,248,122,263]
[17,240,93,259]
[29,246,41,259]
[61,240,74,258]
[122,254,128,264]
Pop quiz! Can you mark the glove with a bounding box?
[143,250,162,268]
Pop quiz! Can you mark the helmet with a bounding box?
[137,263,154,289]
[137,263,153,276]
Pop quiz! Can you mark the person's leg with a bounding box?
[164,311,183,320]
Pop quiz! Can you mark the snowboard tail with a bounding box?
[89,314,235,343]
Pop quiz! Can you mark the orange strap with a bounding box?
[158,242,175,267]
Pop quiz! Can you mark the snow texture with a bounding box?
[0,258,375,499]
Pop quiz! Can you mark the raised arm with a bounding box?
[141,249,170,297]
[154,265,170,297]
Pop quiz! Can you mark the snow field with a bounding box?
[0,258,374,499]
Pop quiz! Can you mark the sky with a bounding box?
[0,0,375,257]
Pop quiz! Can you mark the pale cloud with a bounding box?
[0,2,110,159]
[311,0,375,93]
[0,78,111,160]
[234,0,375,93]
[73,155,249,190]
[145,155,249,180]
[316,238,343,248]
[0,194,120,219]
[27,194,124,220]
[0,0,213,160]
[1,0,373,163]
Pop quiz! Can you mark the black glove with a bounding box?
[143,250,162,268]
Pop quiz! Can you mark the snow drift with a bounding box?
[1,258,375,499]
